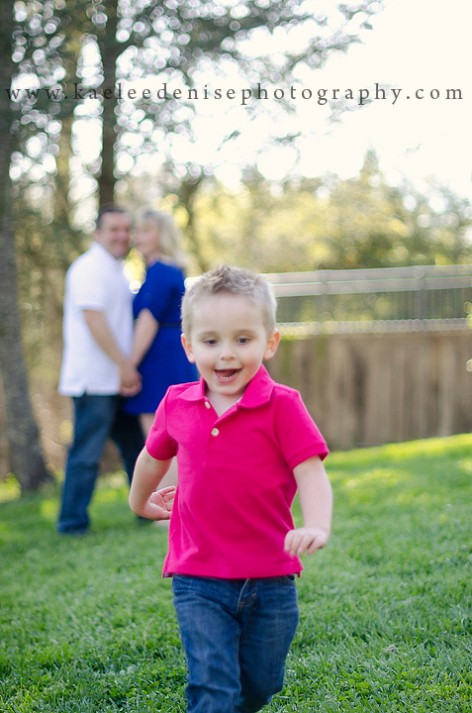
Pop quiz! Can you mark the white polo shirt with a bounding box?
[59,242,134,396]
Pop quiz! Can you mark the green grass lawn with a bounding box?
[1,435,471,712]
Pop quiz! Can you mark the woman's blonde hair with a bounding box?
[137,208,188,269]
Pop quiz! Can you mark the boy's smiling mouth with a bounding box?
[215,368,241,381]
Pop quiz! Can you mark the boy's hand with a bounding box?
[140,485,176,521]
[284,526,329,557]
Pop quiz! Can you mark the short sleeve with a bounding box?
[145,390,179,460]
[274,389,329,470]
[136,265,182,322]
[69,259,108,310]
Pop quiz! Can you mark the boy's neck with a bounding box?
[207,390,244,416]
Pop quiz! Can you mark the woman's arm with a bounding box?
[131,308,159,366]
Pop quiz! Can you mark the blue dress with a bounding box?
[124,260,198,414]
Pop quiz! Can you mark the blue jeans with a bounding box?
[172,575,299,713]
[57,394,144,533]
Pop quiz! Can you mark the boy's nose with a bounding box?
[219,343,235,359]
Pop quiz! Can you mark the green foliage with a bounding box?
[1,435,471,712]
[185,156,472,273]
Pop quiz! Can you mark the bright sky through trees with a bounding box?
[294,0,472,196]
[206,0,471,194]
[69,0,471,197]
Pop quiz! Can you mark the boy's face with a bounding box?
[181,293,280,402]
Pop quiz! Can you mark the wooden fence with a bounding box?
[2,259,472,475]
[268,328,472,449]
[1,327,471,476]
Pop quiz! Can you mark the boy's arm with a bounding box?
[129,447,174,520]
[284,456,333,557]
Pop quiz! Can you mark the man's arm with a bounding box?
[83,309,141,396]
[284,456,333,557]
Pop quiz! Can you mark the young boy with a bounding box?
[129,265,332,713]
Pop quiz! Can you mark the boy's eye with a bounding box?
[203,338,217,346]
[237,337,251,344]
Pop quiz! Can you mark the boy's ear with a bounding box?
[263,329,280,361]
[181,334,196,363]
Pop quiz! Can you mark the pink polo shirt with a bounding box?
[146,365,329,579]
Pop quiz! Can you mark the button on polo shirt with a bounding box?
[146,365,329,580]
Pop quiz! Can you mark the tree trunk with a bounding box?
[179,176,210,272]
[0,1,53,490]
[96,0,120,206]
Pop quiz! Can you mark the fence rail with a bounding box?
[266,264,472,295]
[264,263,472,327]
[278,318,470,337]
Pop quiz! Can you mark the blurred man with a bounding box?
[57,204,144,534]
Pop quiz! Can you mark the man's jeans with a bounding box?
[57,394,144,533]
[172,575,299,713]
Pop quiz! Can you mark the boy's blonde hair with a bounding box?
[137,208,187,268]
[182,265,277,336]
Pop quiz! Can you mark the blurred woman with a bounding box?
[125,209,198,487]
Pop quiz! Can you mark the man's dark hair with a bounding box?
[96,204,128,230]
